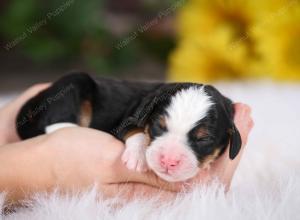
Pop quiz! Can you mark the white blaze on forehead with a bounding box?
[165,86,213,136]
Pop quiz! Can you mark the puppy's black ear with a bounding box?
[228,123,242,160]
[221,96,242,160]
[204,85,242,160]
[223,98,242,160]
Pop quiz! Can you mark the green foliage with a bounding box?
[0,0,175,74]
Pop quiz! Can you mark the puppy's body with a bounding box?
[17,72,241,182]
[17,73,163,139]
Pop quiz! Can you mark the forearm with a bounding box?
[0,102,23,145]
[0,109,12,146]
[0,136,54,203]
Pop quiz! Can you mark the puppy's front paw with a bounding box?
[122,147,148,172]
[122,132,149,172]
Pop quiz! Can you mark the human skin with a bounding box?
[0,84,254,204]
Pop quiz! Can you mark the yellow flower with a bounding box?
[169,28,249,82]
[168,0,257,82]
[253,2,300,80]
[168,0,300,82]
[178,0,255,41]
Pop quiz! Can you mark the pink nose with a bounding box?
[160,154,181,170]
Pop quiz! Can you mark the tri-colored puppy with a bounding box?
[16,73,241,182]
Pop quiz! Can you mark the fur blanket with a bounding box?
[0,82,299,220]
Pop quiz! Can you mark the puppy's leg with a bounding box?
[17,73,97,139]
[45,123,78,134]
[122,132,149,172]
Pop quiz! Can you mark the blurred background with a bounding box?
[0,0,299,94]
[1,2,300,211]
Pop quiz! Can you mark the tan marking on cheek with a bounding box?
[79,100,92,127]
[201,148,221,169]
[123,127,151,146]
[144,125,151,145]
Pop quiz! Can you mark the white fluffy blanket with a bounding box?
[0,82,299,220]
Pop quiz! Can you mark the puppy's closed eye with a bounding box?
[195,127,210,141]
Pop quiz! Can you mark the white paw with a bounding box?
[45,123,78,134]
[122,147,148,172]
[122,132,149,172]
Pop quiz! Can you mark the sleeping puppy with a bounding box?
[16,72,241,182]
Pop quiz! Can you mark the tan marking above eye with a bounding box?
[158,115,167,129]
[195,127,209,139]
[79,100,92,127]
[201,148,221,169]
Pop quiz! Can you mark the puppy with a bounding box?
[16,72,241,182]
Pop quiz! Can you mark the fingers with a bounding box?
[113,160,181,192]
[222,102,254,163]
[51,127,180,192]
[203,103,254,189]
[0,83,51,144]
[111,143,180,191]
[13,83,51,109]
[102,182,177,202]
[214,103,254,164]
[233,103,254,146]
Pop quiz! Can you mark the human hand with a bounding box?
[40,127,180,198]
[0,84,253,202]
[42,102,253,199]
[211,103,254,189]
[0,83,50,145]
[0,84,179,203]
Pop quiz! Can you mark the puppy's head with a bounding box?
[145,85,241,182]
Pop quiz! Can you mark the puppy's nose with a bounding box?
[159,154,181,170]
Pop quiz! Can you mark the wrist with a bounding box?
[0,136,55,202]
[0,130,8,146]
[0,106,19,145]
[0,113,9,146]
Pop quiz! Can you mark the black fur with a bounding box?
[16,72,241,160]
